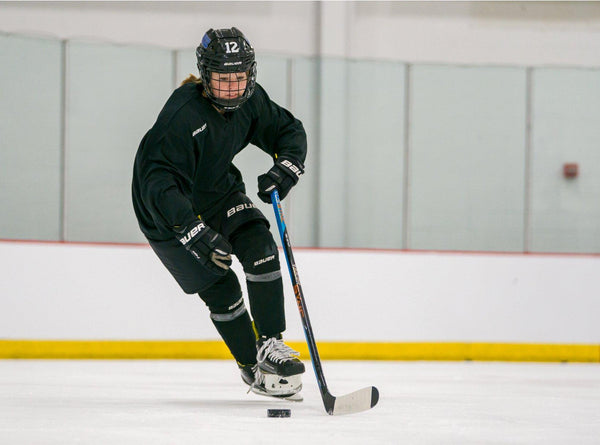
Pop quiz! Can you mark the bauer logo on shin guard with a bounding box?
[226,202,256,218]
[253,254,275,267]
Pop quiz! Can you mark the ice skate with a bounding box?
[256,336,305,377]
[240,361,303,402]
[248,336,305,399]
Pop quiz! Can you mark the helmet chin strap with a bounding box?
[200,89,224,114]
[212,103,226,114]
[202,88,238,115]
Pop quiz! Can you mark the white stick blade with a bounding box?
[331,386,379,415]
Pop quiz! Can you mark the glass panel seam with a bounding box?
[402,64,411,250]
[60,39,69,242]
[524,67,533,253]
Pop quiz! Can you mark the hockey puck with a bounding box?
[267,409,291,418]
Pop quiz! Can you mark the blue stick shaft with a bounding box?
[270,190,330,400]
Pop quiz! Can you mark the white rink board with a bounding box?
[1,241,599,343]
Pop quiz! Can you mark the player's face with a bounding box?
[209,71,248,100]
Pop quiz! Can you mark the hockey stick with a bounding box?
[270,189,379,415]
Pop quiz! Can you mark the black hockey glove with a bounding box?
[176,220,232,275]
[257,157,304,204]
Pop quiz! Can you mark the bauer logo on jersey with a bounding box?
[192,123,207,137]
[226,202,256,218]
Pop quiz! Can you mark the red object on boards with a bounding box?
[563,163,579,178]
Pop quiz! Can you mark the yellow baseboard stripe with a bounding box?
[307,342,600,362]
[1,340,599,362]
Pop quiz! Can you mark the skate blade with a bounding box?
[249,386,303,402]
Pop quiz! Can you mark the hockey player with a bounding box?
[131,27,306,398]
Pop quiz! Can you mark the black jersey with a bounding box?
[132,82,307,241]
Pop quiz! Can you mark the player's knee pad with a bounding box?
[232,221,282,284]
[198,270,246,321]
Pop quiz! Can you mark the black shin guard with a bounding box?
[247,281,285,338]
[230,221,286,338]
[198,270,257,366]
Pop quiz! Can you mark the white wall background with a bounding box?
[2,241,599,343]
[1,1,600,66]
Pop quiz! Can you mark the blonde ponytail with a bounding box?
[180,74,202,86]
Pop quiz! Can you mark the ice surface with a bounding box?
[1,360,599,444]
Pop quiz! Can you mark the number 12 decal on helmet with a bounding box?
[224,41,239,53]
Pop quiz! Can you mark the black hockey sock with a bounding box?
[198,270,257,366]
[210,307,257,366]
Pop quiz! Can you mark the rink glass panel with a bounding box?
[346,59,406,249]
[317,58,348,247]
[2,32,600,254]
[0,35,62,240]
[64,41,173,243]
[529,68,600,253]
[407,64,527,252]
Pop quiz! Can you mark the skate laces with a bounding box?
[247,364,262,393]
[257,338,300,365]
[254,367,265,385]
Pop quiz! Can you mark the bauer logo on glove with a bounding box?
[257,157,304,204]
[178,222,207,245]
[280,159,303,178]
[176,220,232,275]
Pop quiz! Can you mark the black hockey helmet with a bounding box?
[196,27,257,111]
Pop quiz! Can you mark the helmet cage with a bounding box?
[196,27,257,111]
